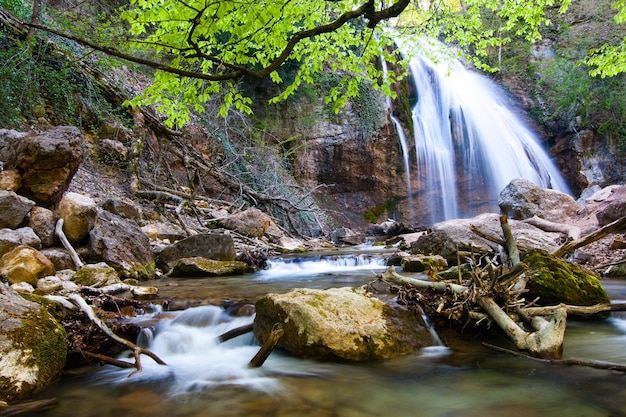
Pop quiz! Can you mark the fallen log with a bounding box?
[55,219,84,269]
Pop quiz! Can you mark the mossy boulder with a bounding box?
[523,250,610,306]
[167,257,249,277]
[401,254,448,273]
[254,287,431,361]
[72,262,121,287]
[0,283,66,401]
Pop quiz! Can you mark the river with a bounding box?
[28,249,626,417]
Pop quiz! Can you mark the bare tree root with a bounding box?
[68,294,167,376]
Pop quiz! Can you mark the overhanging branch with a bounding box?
[24,0,412,81]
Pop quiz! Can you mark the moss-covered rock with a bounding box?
[72,262,121,287]
[523,250,610,306]
[0,283,66,402]
[167,257,250,277]
[254,287,430,361]
[401,254,448,273]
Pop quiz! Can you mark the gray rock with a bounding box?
[167,257,249,277]
[29,206,58,247]
[411,213,562,263]
[101,198,142,221]
[2,126,83,206]
[156,233,236,270]
[0,190,35,229]
[87,210,155,279]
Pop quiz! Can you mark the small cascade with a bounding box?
[98,305,278,394]
[257,253,389,281]
[395,40,571,224]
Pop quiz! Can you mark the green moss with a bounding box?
[523,250,610,306]
[4,309,67,398]
[20,293,67,321]
[364,199,398,224]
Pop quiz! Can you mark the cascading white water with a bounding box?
[397,41,571,224]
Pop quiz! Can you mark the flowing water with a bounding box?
[29,251,626,417]
[396,41,571,224]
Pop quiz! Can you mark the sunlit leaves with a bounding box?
[116,0,581,124]
[581,1,626,77]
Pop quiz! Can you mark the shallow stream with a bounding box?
[29,249,626,417]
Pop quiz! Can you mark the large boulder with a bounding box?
[0,126,83,207]
[498,178,580,223]
[56,192,98,244]
[0,283,66,401]
[220,208,282,242]
[254,287,431,361]
[87,210,155,279]
[0,190,35,229]
[523,250,610,306]
[0,246,55,285]
[410,213,562,263]
[156,233,236,270]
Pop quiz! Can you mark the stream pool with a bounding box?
[27,250,626,417]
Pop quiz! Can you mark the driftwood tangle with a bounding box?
[383,214,626,360]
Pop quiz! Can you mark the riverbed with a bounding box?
[28,250,626,417]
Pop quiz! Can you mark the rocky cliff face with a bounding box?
[494,0,626,196]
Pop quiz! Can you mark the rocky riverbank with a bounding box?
[1,126,626,403]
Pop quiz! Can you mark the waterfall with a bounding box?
[394,41,571,224]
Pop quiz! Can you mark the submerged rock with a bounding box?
[523,250,610,306]
[254,287,431,361]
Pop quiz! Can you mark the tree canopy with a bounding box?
[23,0,625,126]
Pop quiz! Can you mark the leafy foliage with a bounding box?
[58,0,570,127]
[582,0,626,76]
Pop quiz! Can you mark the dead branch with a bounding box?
[523,215,581,241]
[218,323,254,343]
[483,343,626,372]
[68,294,167,376]
[500,214,521,266]
[381,266,469,294]
[55,219,84,269]
[80,351,136,368]
[521,302,626,316]
[553,215,626,257]
[249,323,284,368]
